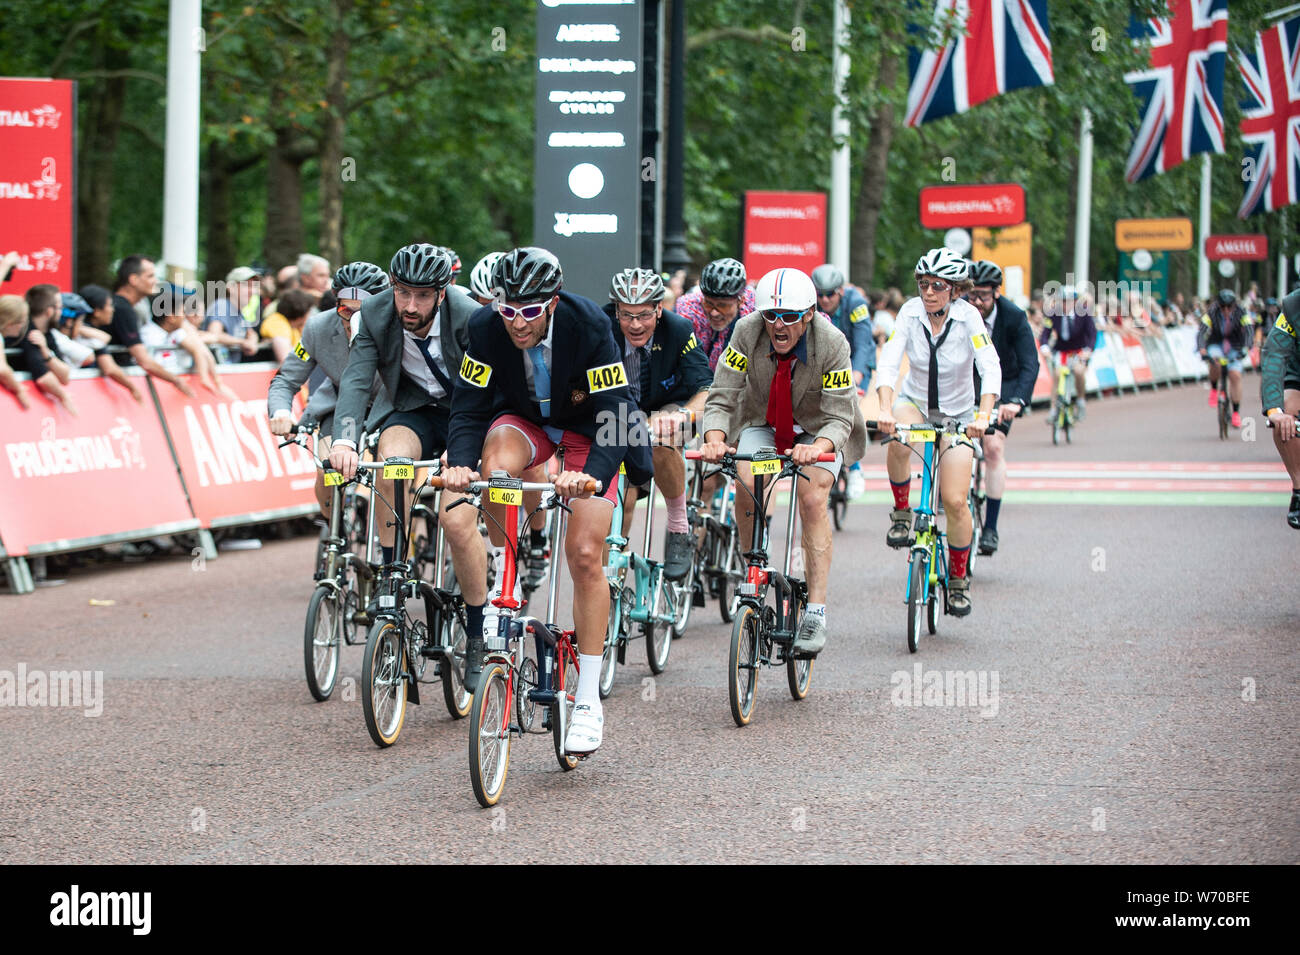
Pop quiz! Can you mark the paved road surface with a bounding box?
[2,385,1296,863]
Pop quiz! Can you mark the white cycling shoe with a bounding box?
[565,701,604,754]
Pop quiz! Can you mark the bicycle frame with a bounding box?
[732,454,807,650]
[890,424,974,606]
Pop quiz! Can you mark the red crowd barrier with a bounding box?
[152,366,317,527]
[0,377,197,556]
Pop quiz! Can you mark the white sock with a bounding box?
[806,603,826,623]
[576,653,603,706]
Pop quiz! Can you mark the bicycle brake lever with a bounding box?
[446,498,469,511]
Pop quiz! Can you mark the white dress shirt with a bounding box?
[875,296,1002,415]
[401,317,448,400]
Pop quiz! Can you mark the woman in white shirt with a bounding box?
[874,248,1002,616]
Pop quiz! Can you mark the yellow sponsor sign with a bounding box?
[1114,217,1194,252]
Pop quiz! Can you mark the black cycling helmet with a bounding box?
[432,245,462,278]
[969,260,1003,288]
[492,247,563,303]
[699,257,746,297]
[332,261,389,296]
[1217,289,1236,306]
[390,243,453,289]
[1283,288,1299,321]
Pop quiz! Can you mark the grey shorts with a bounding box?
[735,426,842,479]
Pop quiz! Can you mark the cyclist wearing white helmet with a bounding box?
[469,252,505,306]
[700,267,868,656]
[875,248,1001,617]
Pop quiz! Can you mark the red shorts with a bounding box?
[488,414,619,505]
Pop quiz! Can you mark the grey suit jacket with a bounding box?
[266,308,390,433]
[701,312,868,461]
[332,284,477,447]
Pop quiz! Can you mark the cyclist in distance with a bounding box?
[674,257,757,372]
[1261,288,1300,529]
[874,249,1001,616]
[698,267,868,656]
[603,267,713,579]
[269,261,392,522]
[964,260,1039,556]
[1199,288,1250,429]
[442,247,653,755]
[1038,284,1096,420]
[468,252,505,306]
[810,263,875,499]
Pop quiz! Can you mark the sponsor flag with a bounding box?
[1124,0,1228,183]
[905,0,1054,127]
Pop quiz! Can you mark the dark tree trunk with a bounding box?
[77,45,129,288]
[205,141,237,283]
[849,51,900,287]
[263,119,310,271]
[318,0,352,270]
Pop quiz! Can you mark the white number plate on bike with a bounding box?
[489,487,523,505]
[382,464,415,480]
[904,429,936,444]
[749,458,781,475]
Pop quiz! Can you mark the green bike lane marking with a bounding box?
[846,490,1287,507]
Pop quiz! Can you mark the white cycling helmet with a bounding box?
[469,252,505,300]
[914,247,969,282]
[754,268,817,312]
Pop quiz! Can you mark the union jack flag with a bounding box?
[905,0,1054,128]
[1237,16,1300,217]
[1123,0,1227,183]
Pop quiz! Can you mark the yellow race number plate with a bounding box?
[489,487,523,506]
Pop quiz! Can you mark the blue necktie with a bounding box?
[416,334,452,396]
[528,345,551,417]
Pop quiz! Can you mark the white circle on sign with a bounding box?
[943,228,972,256]
[568,163,604,199]
[1218,259,1236,278]
[1132,248,1153,270]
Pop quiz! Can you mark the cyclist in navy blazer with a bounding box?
[967,260,1040,556]
[443,248,651,756]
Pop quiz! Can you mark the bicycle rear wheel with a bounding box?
[440,609,471,719]
[646,578,672,674]
[669,574,693,639]
[361,619,408,747]
[907,554,927,654]
[304,584,342,701]
[1218,397,1230,440]
[468,662,511,807]
[967,491,982,580]
[728,603,761,726]
[553,647,580,772]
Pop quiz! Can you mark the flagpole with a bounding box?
[829,0,851,278]
[1280,207,1290,299]
[162,0,201,287]
[1073,108,1093,290]
[1197,153,1211,300]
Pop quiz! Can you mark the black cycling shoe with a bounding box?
[463,635,485,693]
[887,509,912,548]
[978,527,999,555]
[948,576,972,617]
[663,531,694,581]
[1288,492,1300,530]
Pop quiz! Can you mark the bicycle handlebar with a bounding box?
[685,450,837,462]
[426,476,602,495]
[356,459,443,471]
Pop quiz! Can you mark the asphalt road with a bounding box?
[2,383,1296,864]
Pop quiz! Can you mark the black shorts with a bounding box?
[380,403,449,459]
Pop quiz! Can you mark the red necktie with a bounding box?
[766,354,796,452]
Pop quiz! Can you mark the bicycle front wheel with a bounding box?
[728,603,761,727]
[907,554,927,654]
[468,662,511,807]
[361,619,408,747]
[553,648,580,772]
[669,574,692,639]
[304,584,342,701]
[718,530,742,623]
[599,584,622,699]
[1218,397,1230,440]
